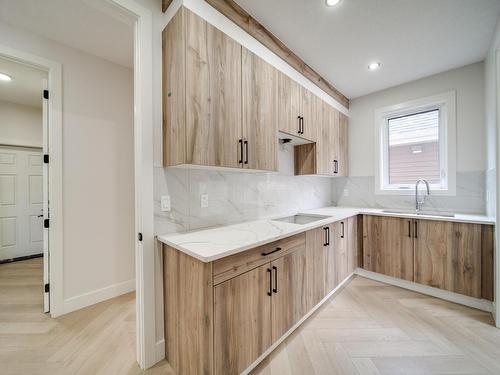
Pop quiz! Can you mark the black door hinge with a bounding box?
[44,219,50,228]
[138,232,143,242]
[43,154,49,163]
[43,89,49,99]
[44,283,50,293]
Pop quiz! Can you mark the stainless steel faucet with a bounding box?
[415,179,430,212]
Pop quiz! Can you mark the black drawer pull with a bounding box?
[267,268,272,296]
[272,266,278,293]
[340,221,345,238]
[261,247,282,256]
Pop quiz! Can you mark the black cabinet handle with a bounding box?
[341,221,344,238]
[323,227,328,246]
[408,221,411,237]
[414,221,418,238]
[301,116,304,134]
[334,160,338,174]
[297,115,301,134]
[267,268,272,296]
[272,266,278,293]
[244,140,248,164]
[261,247,282,256]
[327,226,330,245]
[238,139,243,164]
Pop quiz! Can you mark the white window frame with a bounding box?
[374,91,456,196]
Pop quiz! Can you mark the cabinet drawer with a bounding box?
[213,233,306,285]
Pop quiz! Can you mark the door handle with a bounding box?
[301,116,304,134]
[323,227,328,246]
[267,268,272,296]
[272,266,278,293]
[238,139,243,165]
[327,226,330,245]
[334,160,338,174]
[340,221,344,238]
[297,116,301,134]
[414,221,418,238]
[261,247,282,256]
[244,140,248,165]
[408,220,411,237]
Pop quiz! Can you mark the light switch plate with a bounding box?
[200,194,209,208]
[343,189,349,197]
[161,195,171,212]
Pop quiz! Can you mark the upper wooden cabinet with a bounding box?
[163,8,277,171]
[337,112,349,176]
[242,48,278,171]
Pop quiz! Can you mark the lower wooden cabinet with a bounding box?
[214,264,272,374]
[164,217,361,375]
[362,215,414,281]
[362,215,494,300]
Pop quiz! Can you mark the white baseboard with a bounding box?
[61,278,136,315]
[155,339,165,363]
[242,273,355,375]
[355,268,493,313]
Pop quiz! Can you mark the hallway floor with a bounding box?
[1,259,499,374]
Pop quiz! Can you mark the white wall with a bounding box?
[0,21,135,311]
[349,62,486,177]
[0,100,42,148]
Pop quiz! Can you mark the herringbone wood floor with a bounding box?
[2,259,500,374]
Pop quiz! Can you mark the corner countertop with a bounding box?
[157,206,495,263]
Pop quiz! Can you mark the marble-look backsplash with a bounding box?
[154,144,333,234]
[332,171,486,215]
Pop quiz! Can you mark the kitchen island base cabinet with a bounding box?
[163,216,361,375]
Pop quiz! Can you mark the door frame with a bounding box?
[107,0,156,369]
[0,46,64,317]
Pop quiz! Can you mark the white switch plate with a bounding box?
[200,194,209,208]
[343,189,349,197]
[160,195,171,212]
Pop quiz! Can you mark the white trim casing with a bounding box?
[0,45,64,318]
[374,91,457,196]
[108,0,156,369]
[356,268,494,313]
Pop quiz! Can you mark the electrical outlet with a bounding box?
[200,194,209,208]
[343,188,349,197]
[160,195,171,212]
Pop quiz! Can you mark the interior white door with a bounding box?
[0,147,44,262]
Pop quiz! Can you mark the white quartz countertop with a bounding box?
[157,206,495,263]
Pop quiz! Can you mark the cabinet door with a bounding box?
[185,9,242,168]
[414,220,482,298]
[337,112,348,176]
[362,215,414,281]
[324,223,336,292]
[277,71,301,136]
[242,48,278,171]
[315,100,330,175]
[214,264,272,375]
[300,86,315,141]
[347,216,359,274]
[271,246,308,342]
[306,226,328,310]
[334,220,349,285]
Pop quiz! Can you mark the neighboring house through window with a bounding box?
[374,91,456,195]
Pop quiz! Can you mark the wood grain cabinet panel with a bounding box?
[337,112,348,176]
[334,220,349,285]
[242,48,278,171]
[347,215,360,274]
[299,86,315,141]
[306,226,328,309]
[362,215,414,281]
[414,220,483,298]
[185,9,242,168]
[214,263,272,375]
[277,71,301,136]
[271,246,308,342]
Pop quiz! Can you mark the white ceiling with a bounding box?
[0,0,134,68]
[235,0,500,99]
[0,58,47,108]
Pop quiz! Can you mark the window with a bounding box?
[375,92,456,195]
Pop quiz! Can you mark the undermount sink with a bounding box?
[272,214,331,225]
[382,209,455,218]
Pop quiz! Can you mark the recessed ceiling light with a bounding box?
[325,0,341,7]
[368,61,381,71]
[0,72,12,81]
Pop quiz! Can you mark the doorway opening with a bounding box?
[0,56,50,312]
